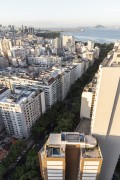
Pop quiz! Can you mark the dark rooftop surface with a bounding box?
[76,118,91,134]
[0,87,8,95]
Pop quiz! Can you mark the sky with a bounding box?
[0,0,120,27]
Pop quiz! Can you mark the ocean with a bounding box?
[62,27,120,43]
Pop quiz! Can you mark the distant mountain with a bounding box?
[95,25,105,28]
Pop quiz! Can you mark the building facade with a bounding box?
[91,43,120,180]
[38,132,102,180]
[0,86,11,132]
[0,86,46,138]
[0,38,12,57]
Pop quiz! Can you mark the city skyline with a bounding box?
[0,0,120,27]
[0,1,120,179]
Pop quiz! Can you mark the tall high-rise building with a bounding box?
[38,132,103,180]
[91,42,120,180]
[0,86,11,132]
[0,85,46,138]
[0,38,12,57]
[24,26,28,33]
[28,27,34,35]
[87,40,94,51]
[62,35,75,51]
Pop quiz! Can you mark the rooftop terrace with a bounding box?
[81,146,102,158]
[0,86,40,104]
[40,133,102,160]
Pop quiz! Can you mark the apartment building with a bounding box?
[87,40,94,51]
[28,55,62,66]
[80,76,97,119]
[52,65,78,100]
[38,132,102,180]
[0,86,11,132]
[11,57,27,67]
[10,46,26,58]
[73,59,85,78]
[62,35,75,51]
[0,63,81,108]
[0,73,60,109]
[61,71,70,100]
[0,85,46,138]
[28,27,34,35]
[69,65,77,86]
[91,42,120,180]
[0,51,93,109]
[76,40,100,65]
[53,38,62,49]
[80,91,93,119]
[0,57,9,68]
[0,38,12,57]
[38,76,59,109]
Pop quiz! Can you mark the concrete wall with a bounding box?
[91,67,120,180]
[80,92,93,119]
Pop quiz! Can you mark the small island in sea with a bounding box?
[95,25,105,28]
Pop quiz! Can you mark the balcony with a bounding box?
[81,146,102,159]
[46,147,65,158]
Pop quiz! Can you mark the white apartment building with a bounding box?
[0,63,79,107]
[82,51,95,65]
[94,46,100,59]
[0,74,60,109]
[87,40,94,51]
[11,46,26,58]
[11,57,27,67]
[28,55,62,66]
[91,43,120,180]
[0,58,90,109]
[49,38,62,50]
[53,37,62,49]
[0,38,12,56]
[77,40,100,65]
[80,91,93,119]
[80,77,97,119]
[0,86,11,132]
[73,59,85,78]
[62,35,75,51]
[52,65,78,100]
[37,76,59,109]
[0,86,46,138]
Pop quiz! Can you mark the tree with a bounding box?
[0,140,27,178]
[20,170,40,180]
[0,164,5,179]
[54,112,75,132]
[25,149,39,170]
[10,166,25,180]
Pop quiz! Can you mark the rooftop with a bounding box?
[81,146,102,158]
[49,132,85,146]
[40,132,102,159]
[102,45,120,67]
[0,85,41,104]
[0,64,78,86]
[0,86,9,95]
